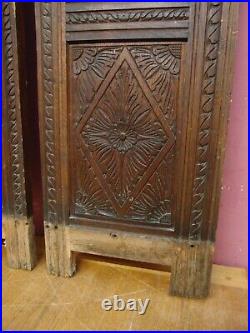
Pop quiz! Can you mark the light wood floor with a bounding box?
[2,239,248,331]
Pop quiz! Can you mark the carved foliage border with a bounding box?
[2,3,27,218]
[189,3,223,240]
[40,3,58,224]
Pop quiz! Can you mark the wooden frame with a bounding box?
[2,3,36,270]
[35,2,239,297]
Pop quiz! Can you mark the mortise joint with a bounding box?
[110,232,118,239]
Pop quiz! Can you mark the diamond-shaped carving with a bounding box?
[76,48,175,215]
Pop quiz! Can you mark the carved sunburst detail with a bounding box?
[108,121,138,153]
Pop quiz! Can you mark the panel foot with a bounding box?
[44,223,76,277]
[4,215,36,270]
[170,241,214,298]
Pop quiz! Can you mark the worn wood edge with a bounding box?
[68,224,211,265]
[68,224,178,266]
[2,219,6,240]
[3,214,36,270]
[68,224,214,298]
[207,3,240,241]
[178,3,208,238]
[35,3,77,278]
[169,241,214,298]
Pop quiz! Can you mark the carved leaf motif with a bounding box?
[189,3,222,240]
[66,8,189,24]
[75,149,115,217]
[130,46,181,76]
[129,152,174,226]
[73,47,122,76]
[3,3,27,217]
[40,3,58,223]
[82,61,168,206]
[73,47,122,121]
[130,45,181,130]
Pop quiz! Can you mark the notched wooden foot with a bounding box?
[169,241,214,298]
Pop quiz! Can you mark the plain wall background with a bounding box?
[214,3,248,268]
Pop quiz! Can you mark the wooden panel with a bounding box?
[2,2,36,269]
[35,2,239,297]
[68,42,182,233]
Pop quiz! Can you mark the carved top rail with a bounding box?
[65,2,190,41]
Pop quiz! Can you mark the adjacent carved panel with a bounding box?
[69,44,181,228]
[189,3,223,240]
[2,3,27,218]
[40,3,58,224]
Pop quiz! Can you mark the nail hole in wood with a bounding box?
[110,232,118,239]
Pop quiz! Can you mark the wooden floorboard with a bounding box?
[2,238,248,331]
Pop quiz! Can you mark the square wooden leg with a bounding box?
[44,223,76,277]
[169,241,214,298]
[4,215,36,270]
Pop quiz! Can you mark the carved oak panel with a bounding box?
[35,2,239,297]
[69,43,181,231]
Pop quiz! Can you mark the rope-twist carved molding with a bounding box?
[66,7,189,24]
[41,3,58,223]
[189,3,223,240]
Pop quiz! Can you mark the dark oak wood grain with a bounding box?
[35,2,239,297]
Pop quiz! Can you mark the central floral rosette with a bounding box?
[109,121,138,153]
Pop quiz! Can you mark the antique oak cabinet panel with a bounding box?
[2,3,36,269]
[35,2,238,297]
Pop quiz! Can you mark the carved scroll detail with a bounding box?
[189,3,223,240]
[3,3,27,217]
[40,3,58,223]
[66,8,189,25]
